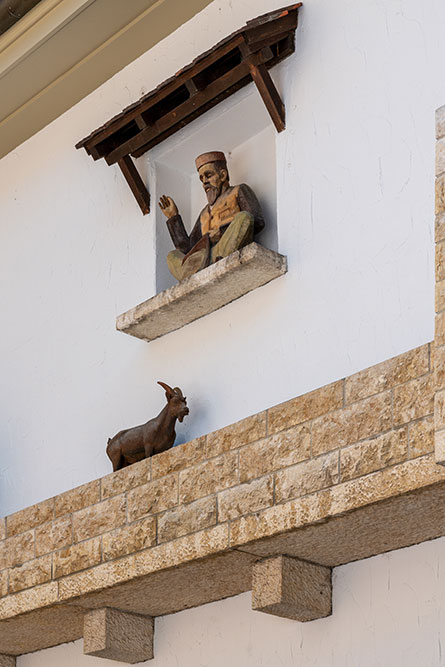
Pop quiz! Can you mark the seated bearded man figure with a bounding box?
[158,151,265,281]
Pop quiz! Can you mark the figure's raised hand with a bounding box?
[158,195,178,219]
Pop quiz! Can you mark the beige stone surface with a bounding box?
[312,391,392,456]
[101,459,151,500]
[55,480,100,518]
[436,311,445,347]
[436,241,445,283]
[409,417,434,458]
[340,429,407,482]
[0,572,7,598]
[127,475,178,522]
[218,476,274,522]
[0,582,59,621]
[206,413,267,458]
[435,390,445,431]
[157,497,217,543]
[436,177,445,216]
[239,424,311,483]
[179,452,238,503]
[345,346,429,403]
[435,429,445,465]
[103,518,156,562]
[275,452,339,503]
[35,516,72,557]
[0,543,5,572]
[436,213,445,243]
[151,437,207,479]
[268,381,343,435]
[436,105,445,139]
[0,656,16,666]
[436,279,445,313]
[393,374,434,426]
[6,499,54,538]
[53,537,102,579]
[8,555,52,594]
[116,243,287,342]
[252,555,332,622]
[73,495,126,542]
[434,344,445,388]
[5,531,34,568]
[437,136,445,176]
[83,607,154,663]
[0,522,5,543]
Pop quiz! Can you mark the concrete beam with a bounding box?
[252,555,332,622]
[83,608,154,664]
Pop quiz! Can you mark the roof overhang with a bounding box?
[0,0,213,160]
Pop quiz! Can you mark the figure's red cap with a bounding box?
[195,151,226,171]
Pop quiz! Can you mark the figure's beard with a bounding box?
[205,186,221,206]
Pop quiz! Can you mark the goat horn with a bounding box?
[158,381,175,397]
[173,387,184,398]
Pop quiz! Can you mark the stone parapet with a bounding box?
[0,342,442,658]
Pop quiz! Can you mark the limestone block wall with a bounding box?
[435,105,445,463]
[0,343,435,603]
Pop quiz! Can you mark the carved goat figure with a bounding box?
[107,382,189,471]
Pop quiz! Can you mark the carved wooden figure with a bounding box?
[107,382,189,471]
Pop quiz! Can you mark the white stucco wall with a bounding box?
[18,536,445,667]
[1,0,445,663]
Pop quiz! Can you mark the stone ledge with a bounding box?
[116,243,287,342]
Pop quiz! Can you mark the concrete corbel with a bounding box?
[83,607,154,663]
[252,555,332,622]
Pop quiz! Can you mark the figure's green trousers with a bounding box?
[167,211,254,281]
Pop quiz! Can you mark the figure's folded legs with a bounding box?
[167,248,209,281]
[211,211,254,262]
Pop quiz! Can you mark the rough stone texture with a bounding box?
[151,437,207,479]
[436,176,445,216]
[252,555,332,622]
[436,279,445,313]
[268,381,343,435]
[345,346,429,403]
[116,243,287,342]
[393,374,434,426]
[436,311,445,347]
[0,522,5,543]
[340,429,407,482]
[101,459,151,499]
[0,572,7,598]
[206,413,267,457]
[103,518,156,562]
[53,537,102,579]
[8,555,52,594]
[157,496,217,543]
[4,531,34,568]
[6,499,54,538]
[83,607,154,663]
[35,516,72,557]
[312,392,392,456]
[0,657,16,666]
[127,475,178,522]
[275,452,339,503]
[179,452,238,503]
[437,136,445,176]
[436,214,445,243]
[218,476,274,522]
[73,494,126,542]
[55,480,100,518]
[436,241,445,283]
[239,424,311,482]
[436,105,445,139]
[409,417,434,458]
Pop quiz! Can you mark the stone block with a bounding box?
[436,105,445,139]
[0,572,7,598]
[53,537,102,579]
[101,459,151,500]
[0,521,5,542]
[436,177,445,216]
[239,424,311,482]
[340,429,407,482]
[35,516,72,556]
[0,657,15,667]
[157,496,217,543]
[345,346,429,404]
[312,392,392,456]
[6,499,54,538]
[5,531,34,568]
[393,374,434,426]
[206,413,267,458]
[83,607,154,663]
[55,480,100,518]
[409,416,434,458]
[268,381,343,435]
[103,518,156,562]
[73,495,126,542]
[8,555,52,594]
[179,452,238,503]
[435,430,445,465]
[151,437,207,479]
[116,243,287,343]
[435,390,445,431]
[275,452,339,503]
[437,137,445,176]
[436,279,445,313]
[436,241,445,283]
[252,555,332,622]
[436,311,445,346]
[218,476,274,522]
[434,344,445,389]
[0,543,5,571]
[127,474,178,523]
